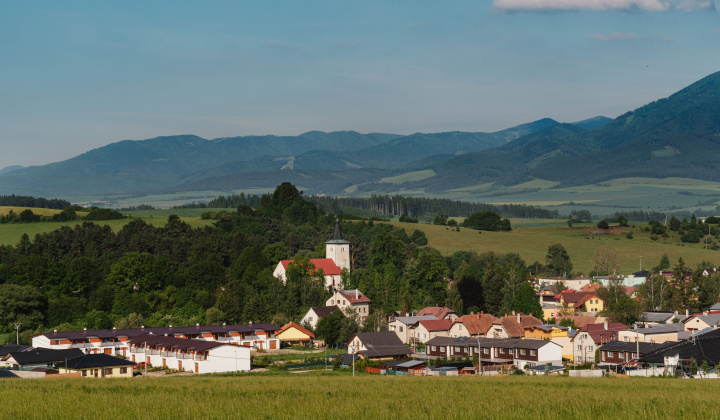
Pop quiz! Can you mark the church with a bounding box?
[273,219,351,289]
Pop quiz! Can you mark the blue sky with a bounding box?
[1,0,719,169]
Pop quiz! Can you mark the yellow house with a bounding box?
[558,291,604,315]
[523,324,574,361]
[276,322,315,345]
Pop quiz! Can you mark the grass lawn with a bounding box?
[395,221,718,274]
[2,374,719,419]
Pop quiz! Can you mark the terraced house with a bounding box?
[32,323,280,355]
[425,336,563,369]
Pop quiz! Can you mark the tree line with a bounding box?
[0,195,70,210]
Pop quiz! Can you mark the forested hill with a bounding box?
[414,70,720,191]
[0,118,572,197]
[0,183,541,344]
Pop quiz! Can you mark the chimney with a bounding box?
[604,320,608,331]
[686,309,689,316]
[517,313,521,324]
[356,289,359,300]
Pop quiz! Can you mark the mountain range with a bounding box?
[2,70,720,200]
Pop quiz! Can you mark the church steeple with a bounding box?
[326,219,350,272]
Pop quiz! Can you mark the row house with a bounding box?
[618,323,687,344]
[32,323,280,356]
[598,341,667,367]
[448,312,498,337]
[425,336,563,369]
[129,334,251,373]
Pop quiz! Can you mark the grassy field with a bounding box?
[2,374,719,419]
[395,221,717,274]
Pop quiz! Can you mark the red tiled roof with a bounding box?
[579,283,601,292]
[338,289,371,304]
[277,322,315,340]
[418,319,453,332]
[557,316,606,329]
[280,259,342,276]
[454,313,498,336]
[417,307,455,319]
[576,322,629,344]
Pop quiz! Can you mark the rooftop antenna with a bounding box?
[13,322,22,345]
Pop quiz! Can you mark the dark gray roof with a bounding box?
[639,311,677,323]
[326,219,350,244]
[630,323,685,334]
[57,354,135,370]
[639,329,720,365]
[599,341,667,353]
[5,348,84,365]
[0,370,19,378]
[0,344,31,357]
[353,332,411,358]
[340,353,361,365]
[128,334,225,352]
[36,323,279,342]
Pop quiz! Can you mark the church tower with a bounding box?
[325,219,350,272]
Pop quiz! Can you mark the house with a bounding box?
[571,321,629,364]
[325,289,371,323]
[1,348,84,370]
[487,313,543,339]
[300,306,340,330]
[389,315,438,343]
[564,276,592,290]
[618,323,686,344]
[55,354,135,378]
[639,328,720,373]
[425,336,563,369]
[557,291,604,315]
[523,324,574,360]
[636,311,688,327]
[32,323,280,355]
[556,315,608,330]
[129,334,251,373]
[598,341,667,367]
[0,343,30,359]
[413,319,453,344]
[273,219,350,289]
[683,313,720,332]
[416,307,458,320]
[276,322,315,346]
[346,332,412,360]
[448,312,498,338]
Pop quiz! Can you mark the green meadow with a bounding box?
[395,220,717,274]
[2,374,719,419]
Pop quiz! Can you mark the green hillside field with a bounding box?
[393,220,717,275]
[2,374,719,419]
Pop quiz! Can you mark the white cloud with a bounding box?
[592,32,639,40]
[493,0,714,11]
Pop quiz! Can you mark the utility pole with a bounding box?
[13,322,21,345]
[639,256,642,271]
[350,342,356,377]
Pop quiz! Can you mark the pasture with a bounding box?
[395,220,717,274]
[1,374,719,419]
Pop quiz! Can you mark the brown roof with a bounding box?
[494,314,543,338]
[277,322,315,340]
[579,283,601,292]
[561,291,597,306]
[418,319,453,332]
[310,306,340,319]
[337,289,371,304]
[417,307,455,319]
[453,313,498,336]
[577,322,630,344]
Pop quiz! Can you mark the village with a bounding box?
[2,222,719,380]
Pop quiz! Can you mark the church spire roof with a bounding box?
[326,219,350,244]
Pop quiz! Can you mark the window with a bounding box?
[308,317,313,322]
[608,351,614,357]
[399,326,404,332]
[430,346,435,352]
[483,348,489,354]
[440,346,445,352]
[530,350,536,356]
[458,325,462,330]
[104,368,113,376]
[520,349,526,355]
[120,367,127,374]
[82,370,87,377]
[577,345,582,351]
[455,346,461,352]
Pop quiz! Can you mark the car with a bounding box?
[133,371,143,377]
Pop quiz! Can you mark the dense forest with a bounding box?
[0,195,70,210]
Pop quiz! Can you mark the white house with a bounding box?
[129,334,251,374]
[388,315,438,343]
[326,289,371,324]
[300,306,340,330]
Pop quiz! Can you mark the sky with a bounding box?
[1,0,719,169]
